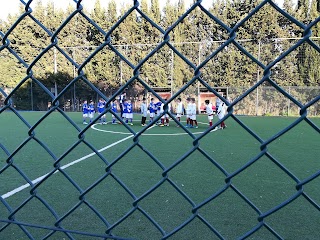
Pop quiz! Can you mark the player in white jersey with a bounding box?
[88,100,95,123]
[175,98,183,126]
[185,98,192,128]
[159,101,165,127]
[140,97,147,126]
[205,99,214,127]
[119,91,126,120]
[217,101,227,129]
[189,98,198,128]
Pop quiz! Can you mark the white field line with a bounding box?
[92,122,219,136]
[1,135,133,199]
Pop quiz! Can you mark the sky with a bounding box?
[0,0,205,20]
[0,0,286,21]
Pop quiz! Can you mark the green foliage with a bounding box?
[0,0,319,111]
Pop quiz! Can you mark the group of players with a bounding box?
[82,93,227,129]
[82,99,117,125]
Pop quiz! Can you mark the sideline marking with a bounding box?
[2,124,157,199]
[1,135,133,199]
[91,122,218,136]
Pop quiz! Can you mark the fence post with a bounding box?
[30,80,34,111]
[72,49,76,112]
[171,49,174,98]
[256,41,261,116]
[54,48,58,98]
[197,42,201,113]
[226,86,229,102]
[288,86,291,116]
[120,58,123,87]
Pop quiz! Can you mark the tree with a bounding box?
[297,0,320,85]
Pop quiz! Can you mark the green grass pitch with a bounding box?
[0,111,319,239]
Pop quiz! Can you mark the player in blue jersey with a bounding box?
[82,100,89,124]
[126,99,133,125]
[149,98,156,123]
[97,99,106,124]
[88,100,95,123]
[155,101,162,125]
[111,100,118,124]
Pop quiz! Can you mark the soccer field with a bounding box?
[0,111,319,239]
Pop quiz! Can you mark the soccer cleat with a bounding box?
[194,126,198,128]
[129,123,133,126]
[141,124,146,126]
[159,124,164,127]
[83,122,88,125]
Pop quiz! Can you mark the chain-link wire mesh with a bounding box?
[0,0,319,239]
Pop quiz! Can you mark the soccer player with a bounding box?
[185,98,192,128]
[217,101,227,129]
[97,98,106,124]
[82,100,89,124]
[189,98,198,128]
[126,99,133,125]
[111,100,118,124]
[149,98,156,123]
[215,97,221,113]
[140,98,147,126]
[163,99,171,126]
[155,100,162,125]
[119,91,126,119]
[175,97,183,126]
[159,101,165,127]
[205,99,214,127]
[122,99,129,124]
[88,100,95,123]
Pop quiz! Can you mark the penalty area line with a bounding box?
[1,135,133,200]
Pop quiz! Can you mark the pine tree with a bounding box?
[299,0,320,85]
[89,0,107,45]
[162,0,176,29]
[171,0,193,89]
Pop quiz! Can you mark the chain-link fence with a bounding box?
[0,0,319,239]
[2,38,319,114]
